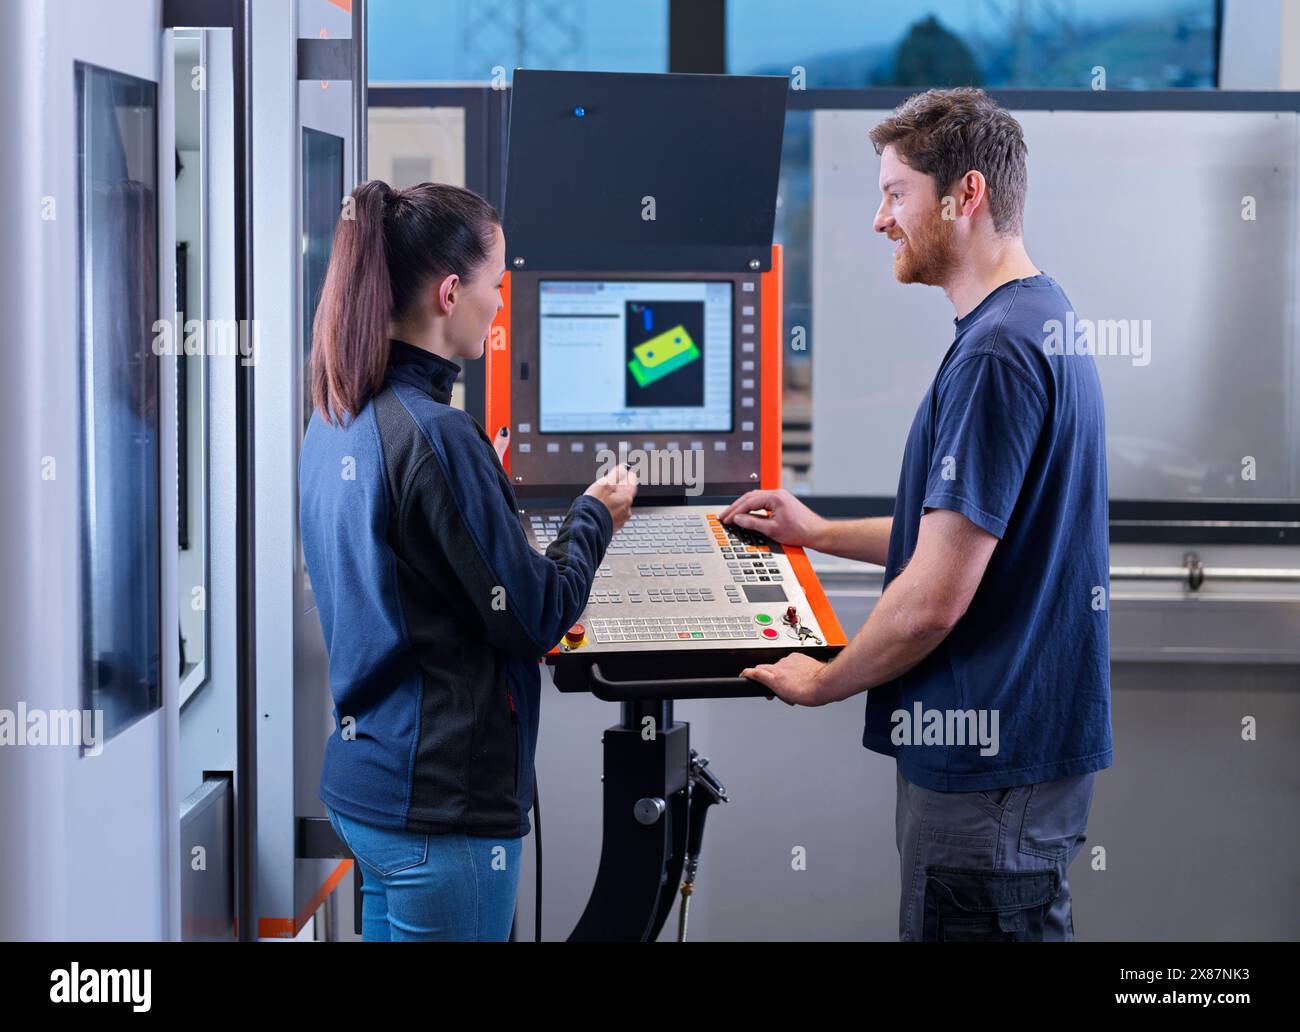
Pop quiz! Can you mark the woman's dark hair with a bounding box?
[310,179,500,424]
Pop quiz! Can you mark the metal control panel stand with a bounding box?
[568,690,733,943]
[569,698,689,941]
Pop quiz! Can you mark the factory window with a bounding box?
[732,0,1220,490]
[76,63,162,740]
[368,0,670,84]
[726,0,1219,89]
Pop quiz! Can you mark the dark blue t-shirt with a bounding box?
[862,274,1112,791]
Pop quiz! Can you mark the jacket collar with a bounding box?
[387,339,461,405]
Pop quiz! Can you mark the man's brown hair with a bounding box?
[869,87,1027,235]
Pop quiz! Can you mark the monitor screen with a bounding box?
[538,280,733,433]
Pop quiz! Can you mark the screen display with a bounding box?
[743,584,787,603]
[538,280,733,433]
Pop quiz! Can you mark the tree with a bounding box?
[890,15,982,87]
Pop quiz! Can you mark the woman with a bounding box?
[300,179,635,941]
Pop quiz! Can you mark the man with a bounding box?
[726,87,1111,942]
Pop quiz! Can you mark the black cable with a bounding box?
[533,767,543,942]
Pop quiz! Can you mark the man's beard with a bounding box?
[893,210,958,286]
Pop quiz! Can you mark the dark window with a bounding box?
[77,62,161,739]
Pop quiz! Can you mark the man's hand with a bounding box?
[493,426,509,468]
[740,652,831,707]
[717,488,827,549]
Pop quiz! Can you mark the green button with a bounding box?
[690,631,704,639]
[754,613,772,625]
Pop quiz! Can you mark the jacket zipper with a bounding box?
[507,690,520,795]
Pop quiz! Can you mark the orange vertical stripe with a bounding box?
[486,273,513,474]
[759,245,783,490]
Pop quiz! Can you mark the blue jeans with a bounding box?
[895,766,1095,941]
[326,805,522,941]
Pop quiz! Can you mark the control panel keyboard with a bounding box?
[523,505,829,652]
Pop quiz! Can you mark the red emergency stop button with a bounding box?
[563,624,586,648]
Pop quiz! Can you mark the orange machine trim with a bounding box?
[758,244,845,646]
[759,244,783,491]
[241,860,355,940]
[486,271,513,474]
[785,545,848,647]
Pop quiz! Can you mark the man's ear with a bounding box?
[959,170,986,220]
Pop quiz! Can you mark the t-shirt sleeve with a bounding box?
[921,353,1047,539]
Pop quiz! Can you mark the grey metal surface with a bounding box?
[180,776,233,940]
[810,107,1300,504]
[179,27,238,810]
[0,0,177,942]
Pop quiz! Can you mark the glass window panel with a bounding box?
[807,107,1300,503]
[368,106,466,188]
[368,0,669,83]
[727,0,1217,89]
[77,62,161,738]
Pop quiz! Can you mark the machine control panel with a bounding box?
[525,505,831,652]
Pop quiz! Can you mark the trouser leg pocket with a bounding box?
[921,865,1062,942]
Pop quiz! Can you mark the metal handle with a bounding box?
[821,558,1300,589]
[588,663,766,701]
[1110,566,1300,582]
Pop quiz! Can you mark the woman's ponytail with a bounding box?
[309,178,501,425]
[310,179,394,425]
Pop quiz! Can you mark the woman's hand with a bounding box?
[584,464,638,533]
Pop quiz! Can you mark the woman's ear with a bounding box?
[435,273,460,315]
